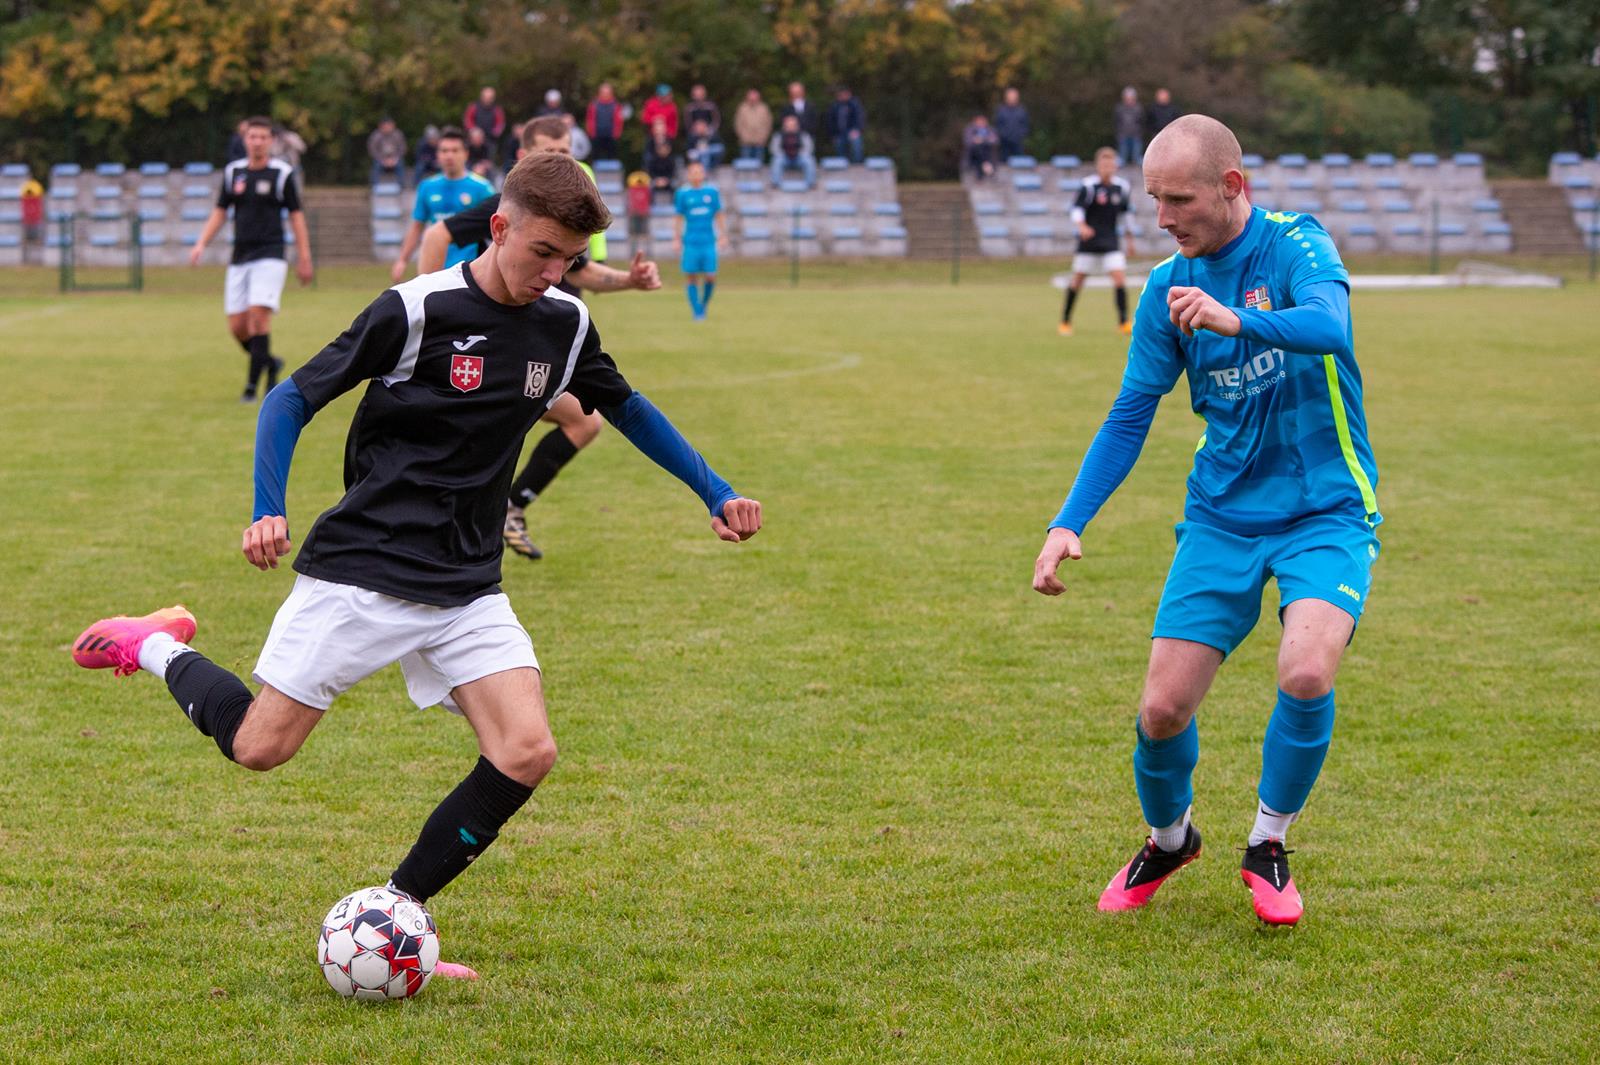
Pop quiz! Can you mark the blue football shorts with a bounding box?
[680,241,717,275]
[1151,513,1380,656]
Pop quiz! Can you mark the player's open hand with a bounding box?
[1167,285,1240,338]
[242,515,293,570]
[628,250,662,291]
[389,258,408,283]
[711,497,762,542]
[1032,527,1083,596]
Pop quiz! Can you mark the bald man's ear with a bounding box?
[1222,168,1246,200]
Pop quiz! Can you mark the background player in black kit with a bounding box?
[419,118,663,562]
[71,152,761,980]
[1059,146,1136,337]
[189,115,315,400]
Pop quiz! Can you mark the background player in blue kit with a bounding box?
[674,161,725,321]
[390,127,495,282]
[1032,115,1380,926]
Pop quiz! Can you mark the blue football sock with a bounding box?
[702,280,715,306]
[1258,689,1335,814]
[686,284,703,316]
[1132,717,1199,831]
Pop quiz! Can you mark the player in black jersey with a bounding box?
[1059,147,1137,337]
[190,116,315,400]
[72,152,761,978]
[420,117,662,563]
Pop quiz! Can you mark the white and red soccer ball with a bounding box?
[317,886,439,1000]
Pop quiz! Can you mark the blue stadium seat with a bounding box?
[872,202,901,216]
[94,184,121,200]
[1024,223,1055,239]
[824,179,853,194]
[1020,201,1048,216]
[371,206,403,220]
[865,157,893,171]
[1374,175,1404,191]
[45,231,72,247]
[650,225,676,242]
[592,159,623,173]
[1278,154,1308,168]
[1056,178,1080,193]
[0,207,20,223]
[1292,200,1324,214]
[1337,199,1370,213]
[51,163,82,178]
[1437,222,1467,236]
[596,177,623,195]
[181,206,210,221]
[95,162,125,177]
[1252,178,1274,193]
[790,224,818,239]
[1050,155,1081,169]
[137,206,166,222]
[47,184,78,200]
[1452,152,1483,167]
[1571,196,1599,211]
[373,231,402,245]
[830,224,863,240]
[1391,221,1424,237]
[91,206,122,220]
[1365,153,1396,168]
[736,180,763,194]
[1562,175,1594,190]
[877,224,908,240]
[648,202,676,217]
[89,232,120,247]
[1549,152,1581,166]
[1322,153,1352,168]
[139,232,167,247]
[742,223,773,240]
[1241,153,1265,169]
[732,158,762,172]
[1007,156,1037,169]
[182,182,211,198]
[1481,221,1511,236]
[47,208,72,222]
[183,162,214,175]
[827,202,858,217]
[138,183,166,199]
[1288,177,1317,192]
[1011,174,1042,191]
[371,182,402,196]
[1348,222,1377,236]
[0,233,21,248]
[979,223,1010,238]
[820,157,849,171]
[1381,199,1412,213]
[738,203,769,217]
[778,179,809,193]
[1330,176,1361,191]
[1408,152,1439,167]
[139,162,170,176]
[785,202,813,216]
[974,201,1004,216]
[1,163,28,178]
[1472,199,1501,213]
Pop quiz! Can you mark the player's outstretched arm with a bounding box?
[1033,527,1083,595]
[189,207,226,265]
[245,380,313,570]
[571,251,661,293]
[417,221,452,274]
[600,391,761,542]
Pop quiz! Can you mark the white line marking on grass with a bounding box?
[0,304,69,329]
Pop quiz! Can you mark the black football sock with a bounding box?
[246,334,272,392]
[164,651,256,762]
[389,756,536,903]
[1063,286,1079,323]
[509,427,581,506]
[1115,286,1128,324]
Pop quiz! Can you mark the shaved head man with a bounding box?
[1034,114,1379,926]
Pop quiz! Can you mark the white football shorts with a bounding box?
[253,575,539,713]
[1071,251,1127,274]
[224,258,289,315]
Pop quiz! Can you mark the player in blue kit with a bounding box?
[1032,115,1380,925]
[390,127,495,282]
[673,161,725,321]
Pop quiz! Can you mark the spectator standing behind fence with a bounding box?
[734,89,773,161]
[994,87,1030,160]
[272,124,306,176]
[769,114,816,188]
[587,82,625,161]
[1147,87,1179,137]
[367,117,407,186]
[536,89,565,118]
[826,87,866,163]
[685,119,724,170]
[1114,86,1144,165]
[564,113,591,161]
[464,86,507,166]
[779,81,820,138]
[963,114,999,178]
[226,119,249,164]
[466,127,495,181]
[20,176,44,253]
[686,85,721,140]
[642,85,680,141]
[413,125,441,184]
[645,118,678,202]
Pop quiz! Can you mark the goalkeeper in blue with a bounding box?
[1032,115,1380,925]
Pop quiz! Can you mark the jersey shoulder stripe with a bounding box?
[532,285,592,405]
[269,158,294,198]
[382,265,473,386]
[466,173,495,192]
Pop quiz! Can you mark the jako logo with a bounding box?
[1337,583,1361,601]
[1208,348,1283,388]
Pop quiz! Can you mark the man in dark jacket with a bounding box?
[994,87,1030,161]
[825,87,866,163]
[1147,87,1179,137]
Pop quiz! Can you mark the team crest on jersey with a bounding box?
[233,179,247,196]
[460,192,473,206]
[449,354,484,392]
[256,179,272,196]
[1244,285,1272,311]
[524,361,551,399]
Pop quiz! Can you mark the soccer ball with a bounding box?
[316,886,440,1000]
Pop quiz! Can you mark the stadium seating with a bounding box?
[1548,152,1600,249]
[707,156,906,258]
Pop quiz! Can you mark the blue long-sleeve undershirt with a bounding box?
[1232,279,1351,357]
[1049,387,1159,534]
[601,391,738,518]
[253,379,312,521]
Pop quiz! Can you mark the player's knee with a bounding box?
[1278,662,1335,701]
[231,734,297,773]
[1138,694,1195,740]
[497,733,557,787]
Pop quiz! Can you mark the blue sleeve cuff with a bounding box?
[601,391,737,517]
[1049,387,1159,534]
[252,379,312,521]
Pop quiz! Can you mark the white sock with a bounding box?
[137,633,194,680]
[1248,802,1298,846]
[1151,805,1191,852]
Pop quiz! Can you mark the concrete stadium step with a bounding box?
[898,182,979,260]
[1489,178,1585,255]
[303,185,376,264]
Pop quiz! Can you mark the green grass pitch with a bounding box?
[0,264,1596,1063]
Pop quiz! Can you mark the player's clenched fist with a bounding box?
[1032,527,1084,596]
[1167,285,1241,338]
[242,515,292,570]
[711,497,762,542]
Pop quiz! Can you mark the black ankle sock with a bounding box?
[389,756,536,903]
[510,428,581,505]
[164,651,254,762]
[1115,286,1128,323]
[246,334,272,391]
[1063,287,1079,322]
